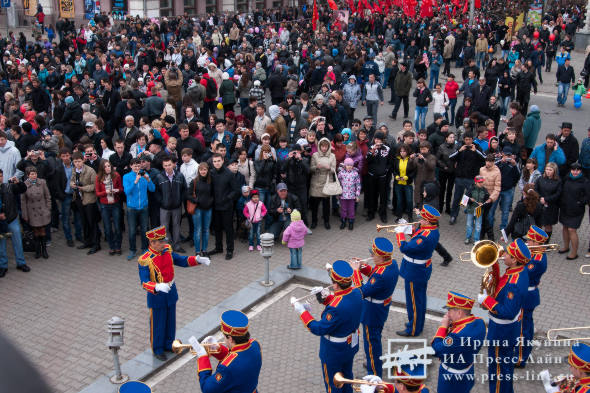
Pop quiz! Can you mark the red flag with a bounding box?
[373,0,382,13]
[327,0,338,10]
[419,0,433,18]
[357,0,364,14]
[312,0,319,30]
[462,0,468,15]
[348,0,356,13]
[474,0,481,8]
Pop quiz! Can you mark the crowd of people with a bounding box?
[0,5,589,277]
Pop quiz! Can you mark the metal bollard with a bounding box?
[259,233,275,287]
[107,316,129,384]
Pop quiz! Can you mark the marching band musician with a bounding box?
[190,310,262,392]
[350,237,400,377]
[359,364,430,393]
[291,260,363,393]
[138,226,210,361]
[562,343,590,393]
[394,204,440,337]
[477,238,530,393]
[516,225,549,368]
[432,291,486,393]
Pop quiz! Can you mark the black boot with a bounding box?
[340,219,346,230]
[547,231,552,242]
[34,237,41,259]
[348,219,354,230]
[41,237,49,259]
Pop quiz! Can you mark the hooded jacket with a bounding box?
[0,140,24,181]
[310,138,336,198]
[287,105,307,143]
[522,108,542,149]
[282,219,308,248]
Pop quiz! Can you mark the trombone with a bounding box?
[171,339,217,355]
[580,265,590,275]
[333,372,388,392]
[546,326,590,342]
[527,244,560,253]
[376,222,419,232]
[291,285,333,303]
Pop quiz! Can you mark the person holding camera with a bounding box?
[164,64,183,105]
[123,157,155,260]
[0,169,29,277]
[70,151,101,255]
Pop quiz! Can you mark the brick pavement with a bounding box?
[0,58,588,392]
[151,284,575,393]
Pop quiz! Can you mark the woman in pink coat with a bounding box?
[282,209,308,269]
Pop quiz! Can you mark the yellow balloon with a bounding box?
[217,103,223,110]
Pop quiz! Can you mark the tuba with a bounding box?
[459,240,503,294]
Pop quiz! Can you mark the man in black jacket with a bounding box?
[208,153,238,260]
[557,122,579,177]
[448,132,486,224]
[556,58,575,106]
[470,77,492,113]
[285,145,310,225]
[176,124,205,162]
[0,171,30,277]
[110,140,132,179]
[515,64,538,114]
[267,67,286,105]
[366,132,392,223]
[155,157,187,253]
[268,183,301,240]
[31,79,50,114]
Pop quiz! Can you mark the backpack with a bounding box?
[513,212,534,239]
[205,77,217,99]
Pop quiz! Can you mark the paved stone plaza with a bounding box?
[0,56,589,393]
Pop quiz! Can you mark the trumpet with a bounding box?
[171,339,218,355]
[376,222,420,232]
[291,286,333,303]
[580,265,590,275]
[333,372,387,392]
[546,326,590,342]
[527,243,560,253]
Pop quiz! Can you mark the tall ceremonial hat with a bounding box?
[329,260,353,285]
[419,204,440,223]
[146,226,166,241]
[220,310,249,336]
[444,291,475,310]
[568,343,590,373]
[372,237,393,258]
[525,225,548,243]
[506,238,532,264]
[394,363,426,387]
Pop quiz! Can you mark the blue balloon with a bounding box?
[574,100,582,108]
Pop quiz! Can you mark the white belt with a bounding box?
[324,331,358,344]
[489,310,521,325]
[402,254,430,264]
[162,279,175,286]
[365,297,390,304]
[441,363,473,374]
[528,286,538,291]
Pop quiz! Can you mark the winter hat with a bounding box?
[222,72,230,80]
[65,96,75,104]
[268,105,280,121]
[343,158,354,166]
[529,105,540,113]
[253,80,261,87]
[188,79,196,88]
[291,209,301,221]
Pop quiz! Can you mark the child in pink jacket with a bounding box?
[282,209,308,269]
[243,189,267,251]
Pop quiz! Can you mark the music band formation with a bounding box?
[135,205,589,393]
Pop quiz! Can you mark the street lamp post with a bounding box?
[259,233,275,287]
[575,0,590,49]
[107,316,129,384]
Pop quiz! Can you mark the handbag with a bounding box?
[513,213,534,239]
[186,180,197,215]
[244,202,259,229]
[322,169,342,196]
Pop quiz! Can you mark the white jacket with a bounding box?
[432,91,449,114]
[0,140,23,182]
[180,159,199,187]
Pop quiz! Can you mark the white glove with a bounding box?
[196,255,211,266]
[539,370,560,393]
[397,218,408,225]
[320,288,331,298]
[303,303,312,313]
[325,262,332,271]
[188,336,208,357]
[310,286,324,295]
[360,375,383,393]
[201,335,219,352]
[394,225,406,234]
[155,283,171,293]
[477,289,488,305]
[290,297,306,314]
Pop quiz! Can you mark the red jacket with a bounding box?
[444,80,459,99]
[95,173,123,205]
